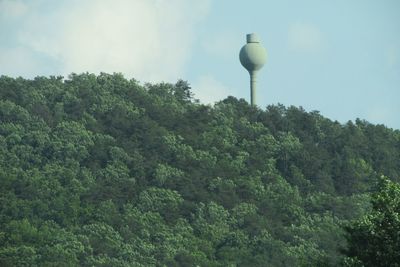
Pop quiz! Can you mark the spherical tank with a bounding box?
[239,33,267,72]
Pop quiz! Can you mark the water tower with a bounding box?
[239,33,267,106]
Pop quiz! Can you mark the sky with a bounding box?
[0,0,399,129]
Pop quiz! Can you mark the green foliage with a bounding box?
[344,176,400,266]
[0,73,399,266]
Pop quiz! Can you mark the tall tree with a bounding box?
[344,176,400,267]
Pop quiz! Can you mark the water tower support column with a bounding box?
[250,71,257,106]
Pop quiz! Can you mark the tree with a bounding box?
[1,74,400,266]
[344,176,400,266]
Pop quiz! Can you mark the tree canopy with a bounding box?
[344,176,400,267]
[0,73,399,266]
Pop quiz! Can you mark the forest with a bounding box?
[0,73,399,266]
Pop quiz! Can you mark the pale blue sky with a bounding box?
[0,0,399,129]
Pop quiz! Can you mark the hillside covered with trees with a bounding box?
[0,73,399,266]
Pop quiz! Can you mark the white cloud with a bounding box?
[288,22,323,52]
[0,0,28,18]
[386,44,400,69]
[192,74,231,104]
[202,31,242,59]
[0,46,40,76]
[366,105,394,127]
[2,0,210,82]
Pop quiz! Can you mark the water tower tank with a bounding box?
[239,33,267,106]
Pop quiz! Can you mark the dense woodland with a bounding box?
[0,73,399,266]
